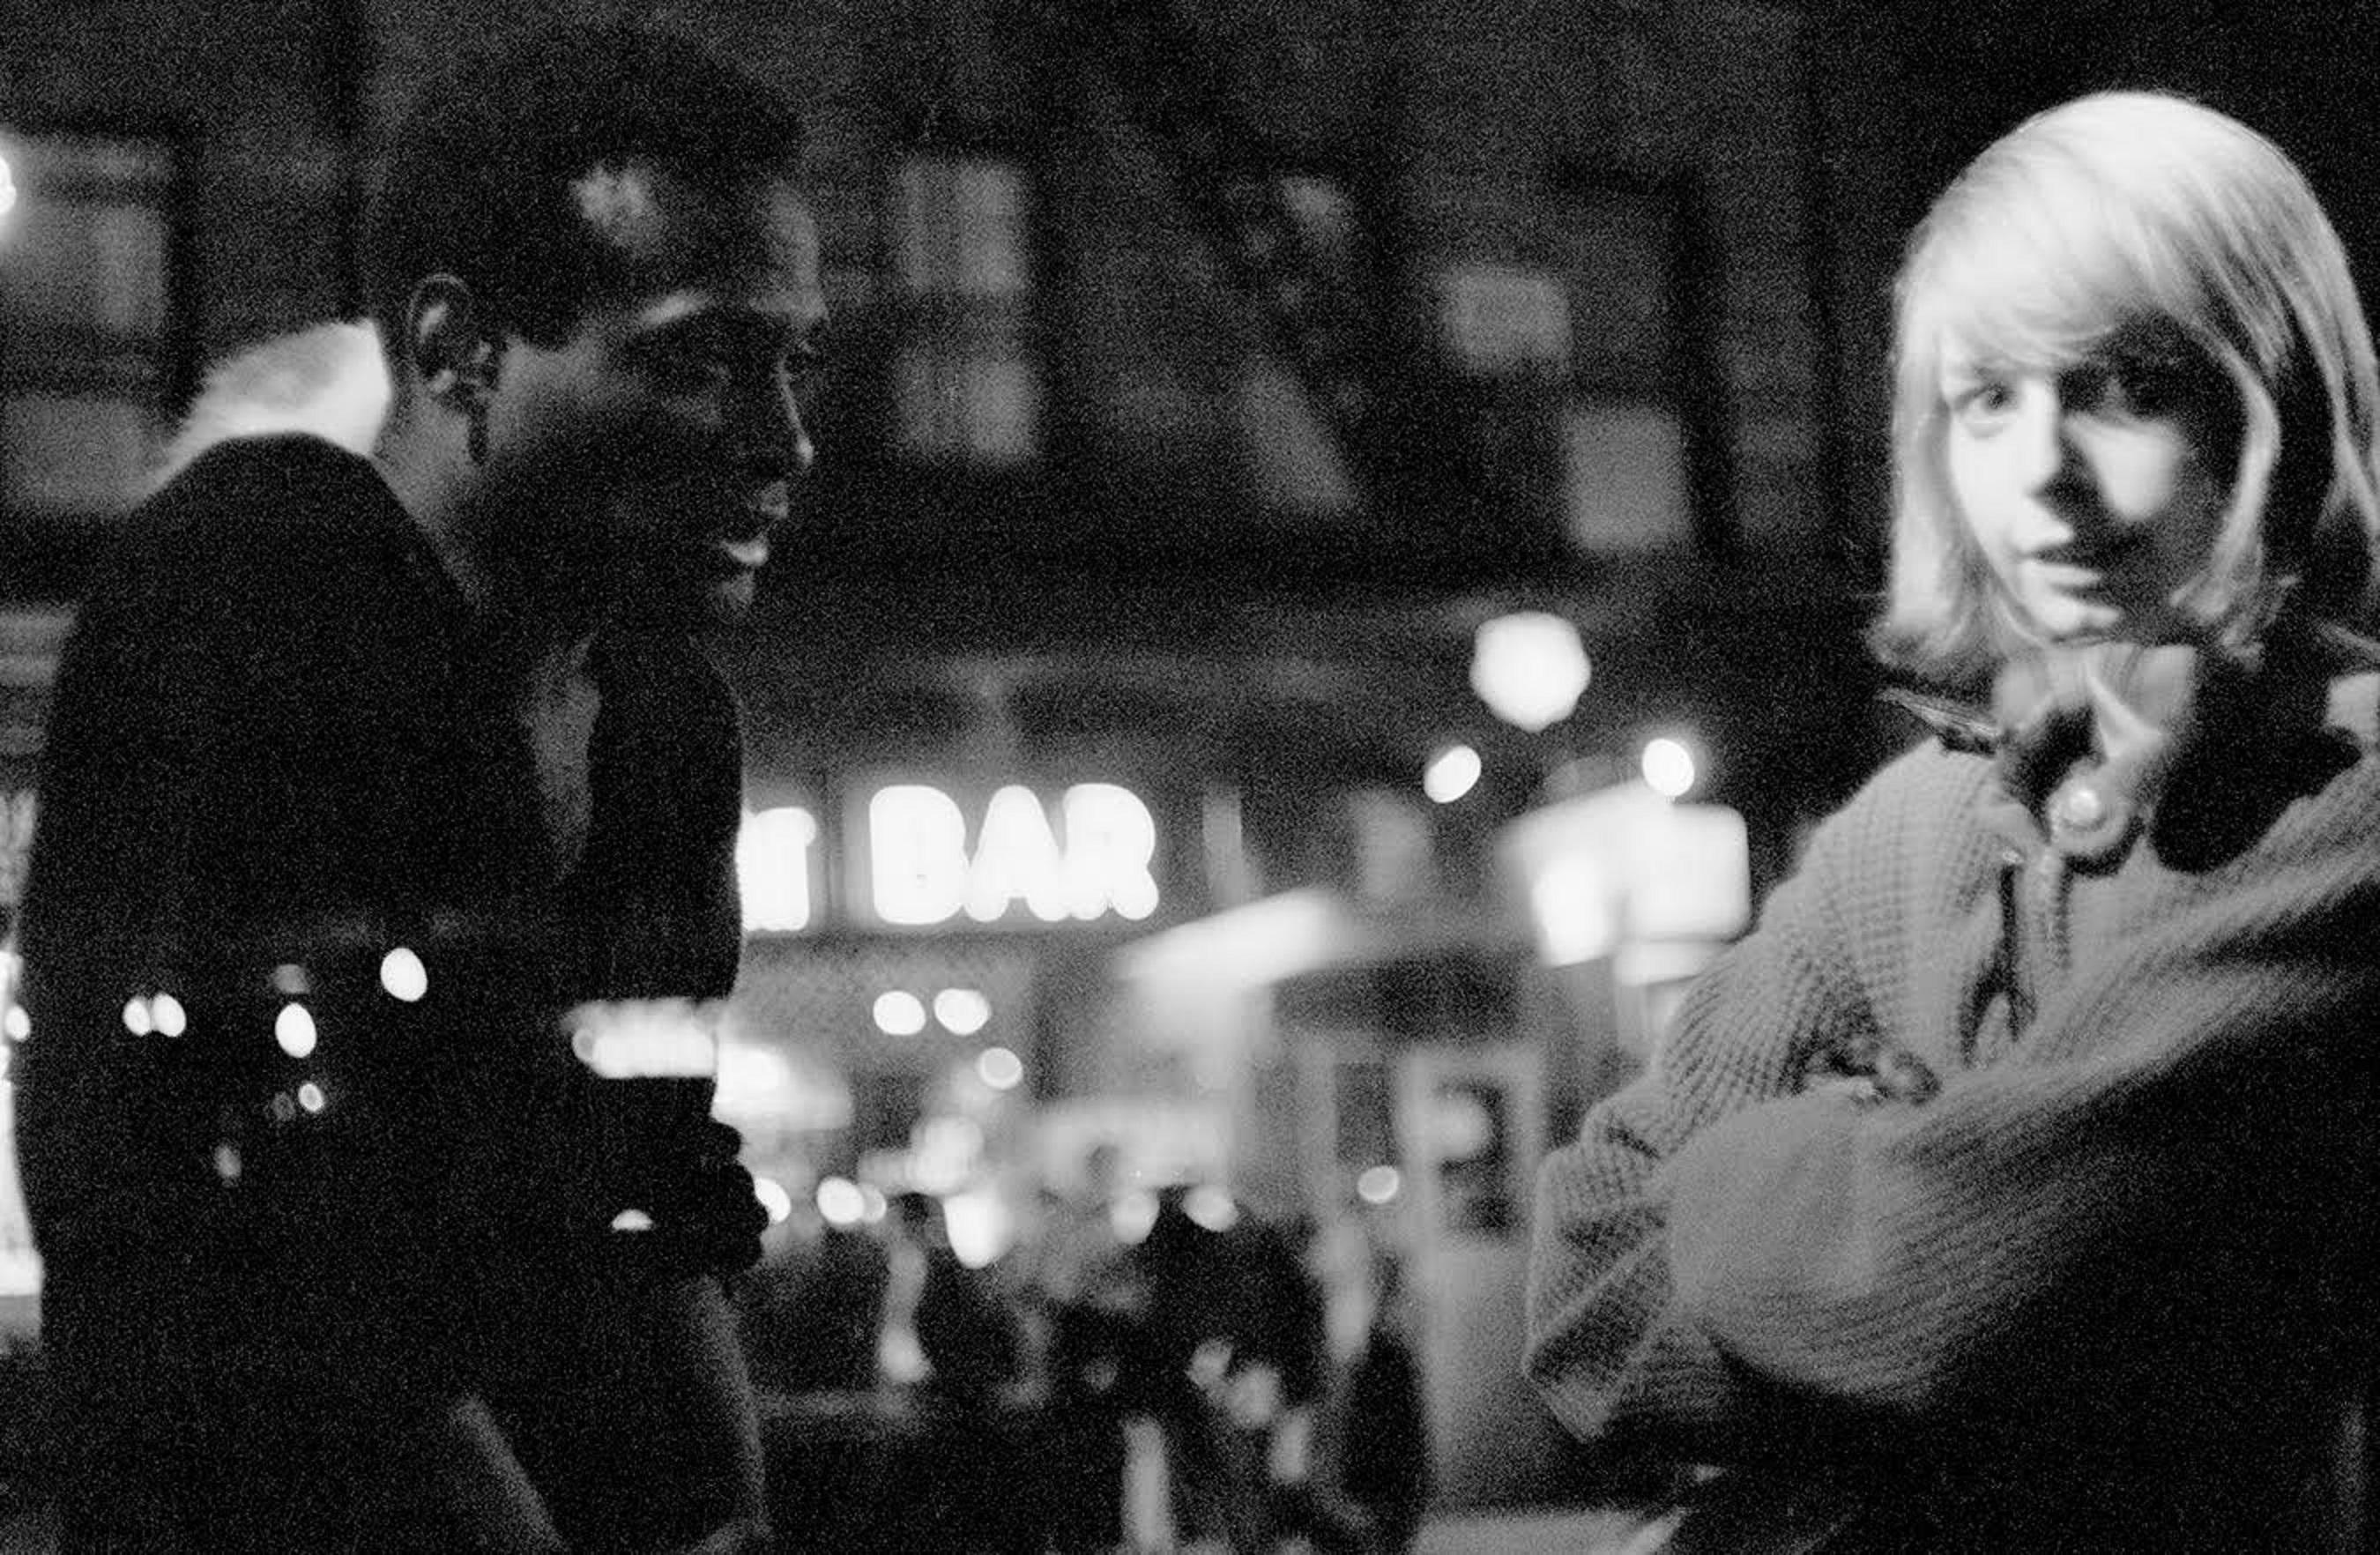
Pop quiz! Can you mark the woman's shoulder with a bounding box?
[1825,719,2003,839]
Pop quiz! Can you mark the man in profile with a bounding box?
[14,23,827,1551]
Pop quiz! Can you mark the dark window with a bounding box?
[888,153,1039,466]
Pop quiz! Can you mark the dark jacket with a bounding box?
[16,433,747,1397]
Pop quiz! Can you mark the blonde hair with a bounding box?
[1872,91,2380,686]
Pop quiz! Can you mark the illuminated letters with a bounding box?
[871,782,1160,926]
[738,806,820,933]
[871,786,971,926]
[1061,783,1159,920]
[967,785,1068,922]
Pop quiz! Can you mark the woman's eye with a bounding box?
[1949,380,2018,430]
[2109,357,2193,415]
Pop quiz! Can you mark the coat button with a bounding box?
[2055,782,2107,830]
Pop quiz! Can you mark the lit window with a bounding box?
[1551,181,1696,554]
[890,154,1040,466]
[0,131,178,522]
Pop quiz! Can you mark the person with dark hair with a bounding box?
[1526,92,2380,1551]
[13,21,827,1552]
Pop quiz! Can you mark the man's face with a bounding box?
[479,162,829,623]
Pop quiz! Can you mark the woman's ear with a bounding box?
[402,274,500,411]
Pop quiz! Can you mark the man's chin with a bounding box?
[698,569,760,624]
[614,566,757,629]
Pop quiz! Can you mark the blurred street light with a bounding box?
[1640,736,1698,799]
[1470,612,1590,732]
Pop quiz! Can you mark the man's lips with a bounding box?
[707,486,791,572]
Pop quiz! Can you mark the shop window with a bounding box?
[889,153,1040,466]
[0,130,179,525]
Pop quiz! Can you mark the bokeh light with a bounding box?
[274,1001,317,1059]
[933,986,991,1036]
[817,1176,866,1227]
[753,1175,793,1225]
[379,947,428,1002]
[1641,736,1698,799]
[1424,742,1482,804]
[872,990,926,1037]
[976,1045,1023,1091]
[1357,1164,1403,1204]
[1470,612,1591,732]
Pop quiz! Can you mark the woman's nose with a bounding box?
[2007,378,2079,495]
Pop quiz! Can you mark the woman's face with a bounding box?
[1940,325,2242,648]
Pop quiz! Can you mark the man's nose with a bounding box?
[739,372,815,480]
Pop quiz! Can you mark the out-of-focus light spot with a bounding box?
[271,963,310,997]
[1112,1188,1158,1246]
[859,1185,889,1224]
[1641,737,1698,799]
[123,998,152,1037]
[297,1082,326,1114]
[150,993,187,1038]
[569,1001,718,1078]
[912,1115,985,1194]
[0,154,17,223]
[817,1176,865,1227]
[933,987,990,1036]
[3,1007,26,1042]
[1470,612,1591,732]
[1357,1164,1402,1204]
[379,947,428,1002]
[941,1187,1009,1269]
[1424,743,1482,804]
[269,1092,298,1124]
[873,990,926,1037]
[754,1176,793,1225]
[976,1045,1023,1091]
[610,1209,655,1232]
[1186,1185,1238,1233]
[275,1002,317,1059]
[1430,1088,1498,1160]
[213,1142,242,1184]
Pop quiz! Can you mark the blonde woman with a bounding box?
[1527,92,2380,1552]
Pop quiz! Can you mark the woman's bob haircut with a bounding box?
[1872,90,2380,688]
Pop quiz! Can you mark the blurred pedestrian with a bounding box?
[14,21,827,1551]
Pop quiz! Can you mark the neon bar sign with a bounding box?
[738,781,1162,932]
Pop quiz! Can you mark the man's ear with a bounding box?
[402,274,501,410]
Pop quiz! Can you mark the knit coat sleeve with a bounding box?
[1526,742,2380,1463]
[1524,754,1891,1460]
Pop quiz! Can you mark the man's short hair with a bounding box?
[361,23,807,355]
